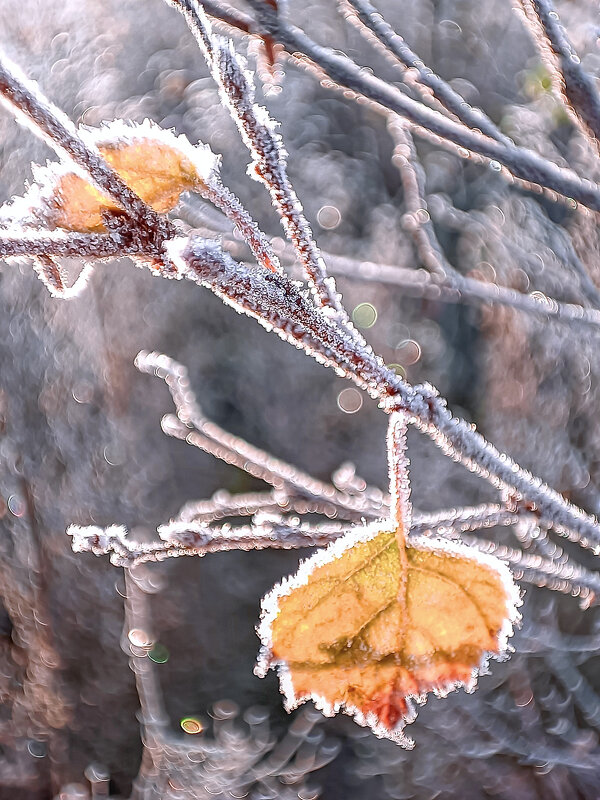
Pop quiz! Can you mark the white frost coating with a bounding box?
[33,259,95,299]
[80,118,220,187]
[67,523,129,554]
[2,120,220,229]
[164,236,190,273]
[255,518,522,748]
[387,411,412,531]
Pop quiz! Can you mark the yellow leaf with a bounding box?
[256,523,520,747]
[37,120,218,232]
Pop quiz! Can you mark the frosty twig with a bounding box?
[340,0,510,144]
[168,0,350,317]
[0,56,177,271]
[0,22,598,575]
[517,0,600,152]
[219,0,600,212]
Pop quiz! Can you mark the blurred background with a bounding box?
[1,0,600,797]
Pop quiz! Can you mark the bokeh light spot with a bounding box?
[181,716,203,734]
[148,643,169,664]
[387,363,406,378]
[337,388,363,414]
[27,740,46,758]
[8,494,26,518]
[352,302,377,329]
[317,205,341,230]
[128,628,154,649]
[395,339,421,365]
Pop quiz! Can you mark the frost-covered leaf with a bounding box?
[256,523,520,747]
[23,120,219,232]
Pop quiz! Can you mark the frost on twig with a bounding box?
[221,0,600,213]
[67,513,599,607]
[0,57,178,266]
[340,0,510,145]
[168,0,359,330]
[168,235,600,551]
[517,0,600,153]
[69,351,599,610]
[136,349,381,521]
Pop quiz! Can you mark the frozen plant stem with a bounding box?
[0,43,599,550]
[387,412,411,533]
[517,0,600,153]
[219,0,600,213]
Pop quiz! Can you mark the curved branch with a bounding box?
[170,234,600,550]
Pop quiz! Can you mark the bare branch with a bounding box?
[32,256,95,299]
[428,192,600,309]
[227,0,600,213]
[175,488,293,524]
[0,228,136,259]
[69,513,600,605]
[327,252,600,333]
[340,0,510,144]
[167,236,600,550]
[458,533,600,608]
[176,196,600,332]
[200,174,281,273]
[167,0,350,317]
[387,120,459,279]
[200,0,253,33]
[517,0,600,151]
[136,350,383,521]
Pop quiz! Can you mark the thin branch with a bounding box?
[387,411,411,533]
[327,252,600,332]
[517,0,600,151]
[410,503,518,537]
[428,192,600,310]
[458,533,600,608]
[69,514,600,605]
[201,174,281,272]
[32,256,95,299]
[167,235,600,550]
[168,0,350,317]
[176,196,600,332]
[340,0,511,144]
[513,514,566,562]
[137,350,383,521]
[0,229,134,259]
[387,120,459,279]
[68,520,346,567]
[200,0,253,33]
[214,0,600,213]
[175,488,296,524]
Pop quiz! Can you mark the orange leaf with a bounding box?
[31,120,218,233]
[256,523,520,747]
